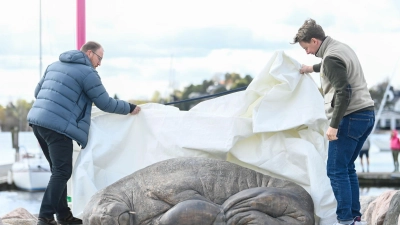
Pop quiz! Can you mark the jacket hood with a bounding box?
[59,50,93,67]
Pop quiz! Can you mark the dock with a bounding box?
[357,172,400,187]
[0,164,12,190]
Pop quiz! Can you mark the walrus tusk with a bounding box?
[129,211,136,214]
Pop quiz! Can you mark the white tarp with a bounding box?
[72,51,337,225]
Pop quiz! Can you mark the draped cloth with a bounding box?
[72,51,337,225]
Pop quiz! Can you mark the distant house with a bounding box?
[206,84,227,95]
[377,110,400,130]
[375,90,400,130]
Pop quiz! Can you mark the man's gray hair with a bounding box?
[292,19,325,44]
[80,41,102,52]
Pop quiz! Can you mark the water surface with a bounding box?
[0,150,398,217]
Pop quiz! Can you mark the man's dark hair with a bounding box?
[80,41,102,52]
[292,19,325,44]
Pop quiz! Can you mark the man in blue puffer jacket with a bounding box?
[27,41,141,225]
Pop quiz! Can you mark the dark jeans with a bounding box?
[327,110,375,223]
[32,125,73,219]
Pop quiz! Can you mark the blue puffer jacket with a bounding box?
[27,50,131,148]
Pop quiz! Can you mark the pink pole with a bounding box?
[76,0,86,50]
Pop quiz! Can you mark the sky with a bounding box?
[1,0,400,106]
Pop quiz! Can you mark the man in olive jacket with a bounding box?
[293,19,373,225]
[27,41,141,225]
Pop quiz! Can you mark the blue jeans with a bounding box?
[32,125,73,219]
[327,110,374,223]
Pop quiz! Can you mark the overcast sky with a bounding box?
[1,0,400,106]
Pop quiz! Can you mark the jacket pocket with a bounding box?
[331,94,336,108]
[76,104,87,124]
[324,92,334,106]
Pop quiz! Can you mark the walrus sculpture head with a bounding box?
[83,157,315,225]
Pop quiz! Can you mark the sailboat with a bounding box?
[6,1,52,191]
[8,146,51,191]
[6,134,52,192]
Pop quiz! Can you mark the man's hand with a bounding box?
[131,106,141,115]
[299,64,313,74]
[326,126,338,141]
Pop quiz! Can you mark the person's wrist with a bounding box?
[129,103,136,113]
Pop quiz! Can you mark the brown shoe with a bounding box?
[37,217,58,225]
[57,211,82,225]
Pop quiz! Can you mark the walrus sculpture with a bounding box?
[83,157,315,225]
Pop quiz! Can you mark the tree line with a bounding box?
[0,73,395,132]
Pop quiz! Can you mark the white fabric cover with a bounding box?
[72,51,337,224]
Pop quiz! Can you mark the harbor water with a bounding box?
[1,150,399,217]
[0,190,43,217]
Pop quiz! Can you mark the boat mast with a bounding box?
[76,0,86,50]
[39,0,42,79]
[372,58,400,133]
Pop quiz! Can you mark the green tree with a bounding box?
[225,73,241,84]
[3,99,33,131]
[231,79,249,89]
[244,74,253,84]
[176,74,254,110]
[201,80,214,93]
[224,73,253,90]
[214,85,227,94]
[179,82,210,110]
[151,91,161,103]
[231,74,253,90]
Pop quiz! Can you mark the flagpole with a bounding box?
[76,0,86,50]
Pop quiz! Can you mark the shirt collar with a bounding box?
[315,36,329,58]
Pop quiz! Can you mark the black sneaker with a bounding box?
[37,217,58,225]
[57,212,82,225]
